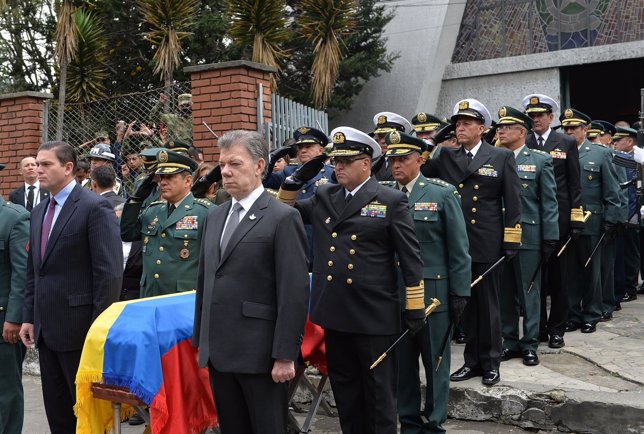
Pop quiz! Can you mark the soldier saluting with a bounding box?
[422,98,522,386]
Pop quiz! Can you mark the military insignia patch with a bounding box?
[390,131,401,144]
[564,109,573,118]
[458,101,469,110]
[158,150,168,163]
[418,113,427,123]
[477,167,498,177]
[530,96,539,105]
[518,164,536,172]
[176,216,198,230]
[550,150,567,159]
[415,202,438,211]
[297,127,310,134]
[315,176,329,186]
[361,203,387,218]
[498,107,507,117]
[378,115,387,125]
[333,132,346,144]
[180,248,190,259]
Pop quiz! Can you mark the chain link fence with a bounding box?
[44,81,193,157]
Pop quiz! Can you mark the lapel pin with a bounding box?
[325,217,331,224]
[249,214,256,220]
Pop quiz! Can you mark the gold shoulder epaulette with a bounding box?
[531,148,549,156]
[266,188,279,197]
[149,200,167,206]
[379,181,396,187]
[194,198,213,207]
[428,178,450,188]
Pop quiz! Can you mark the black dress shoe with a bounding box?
[600,311,612,322]
[128,413,145,426]
[482,370,500,386]
[500,348,522,361]
[538,332,549,342]
[454,331,467,344]
[548,334,565,349]
[581,322,596,333]
[614,302,622,311]
[623,293,638,302]
[522,350,539,366]
[638,285,644,294]
[450,365,481,382]
[565,321,580,332]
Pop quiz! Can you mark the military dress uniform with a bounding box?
[0,187,30,434]
[371,112,412,181]
[562,110,621,331]
[120,150,213,298]
[422,99,522,384]
[495,108,559,364]
[281,127,425,434]
[523,94,584,347]
[381,132,471,434]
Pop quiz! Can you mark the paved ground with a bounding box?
[21,294,644,433]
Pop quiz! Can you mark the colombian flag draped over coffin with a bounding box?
[74,292,216,434]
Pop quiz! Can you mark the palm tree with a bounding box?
[67,8,108,104]
[227,0,289,88]
[298,0,355,109]
[138,0,198,91]
[54,0,78,140]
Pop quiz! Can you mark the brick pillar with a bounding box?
[0,92,53,196]
[185,60,276,163]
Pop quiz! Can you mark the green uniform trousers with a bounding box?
[398,311,450,434]
[600,236,617,313]
[500,250,541,352]
[0,343,26,434]
[568,235,603,325]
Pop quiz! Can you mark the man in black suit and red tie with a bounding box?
[19,141,122,434]
[193,130,309,434]
[522,94,584,349]
[8,156,49,210]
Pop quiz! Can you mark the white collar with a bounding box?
[346,176,371,197]
[400,173,420,195]
[171,191,192,208]
[535,128,551,142]
[464,141,482,157]
[25,181,39,190]
[231,184,265,213]
[513,145,525,159]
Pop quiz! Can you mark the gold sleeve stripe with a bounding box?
[277,188,298,206]
[504,225,522,244]
[405,281,425,310]
[570,207,585,222]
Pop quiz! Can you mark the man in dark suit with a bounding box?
[193,130,309,434]
[522,94,584,349]
[9,156,50,210]
[277,126,425,433]
[422,98,522,386]
[19,141,123,434]
[91,165,125,209]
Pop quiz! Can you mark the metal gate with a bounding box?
[258,83,329,148]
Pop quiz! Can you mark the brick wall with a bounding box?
[0,92,53,196]
[185,60,276,163]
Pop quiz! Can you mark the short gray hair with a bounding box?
[218,130,269,174]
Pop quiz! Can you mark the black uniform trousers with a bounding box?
[540,237,570,337]
[0,342,26,434]
[615,227,640,301]
[463,262,503,372]
[325,329,398,434]
[208,364,289,434]
[38,339,83,434]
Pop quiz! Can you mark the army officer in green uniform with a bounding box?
[495,107,559,366]
[561,109,621,333]
[121,150,213,298]
[382,132,471,433]
[0,163,30,433]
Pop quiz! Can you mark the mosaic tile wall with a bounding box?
[452,0,644,63]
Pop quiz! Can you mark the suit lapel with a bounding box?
[543,130,559,152]
[333,177,379,228]
[31,201,46,269]
[407,175,428,207]
[40,189,50,202]
[218,191,269,267]
[464,142,492,178]
[43,185,80,265]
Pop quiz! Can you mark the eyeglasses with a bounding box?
[331,156,368,166]
[497,125,522,132]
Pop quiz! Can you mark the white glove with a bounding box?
[633,146,644,164]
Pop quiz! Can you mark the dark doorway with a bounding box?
[561,57,644,126]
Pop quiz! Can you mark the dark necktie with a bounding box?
[41,197,57,259]
[167,203,176,217]
[467,151,473,163]
[345,193,353,203]
[220,202,243,253]
[26,185,35,211]
[401,186,409,197]
[538,136,544,148]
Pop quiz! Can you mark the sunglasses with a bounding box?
[331,156,369,166]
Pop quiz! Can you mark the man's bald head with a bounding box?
[19,156,38,184]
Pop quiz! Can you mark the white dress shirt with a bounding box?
[24,181,41,207]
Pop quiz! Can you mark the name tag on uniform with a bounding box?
[361,203,387,218]
[518,164,536,172]
[175,216,199,230]
[477,167,498,177]
[550,150,567,159]
[415,202,438,211]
